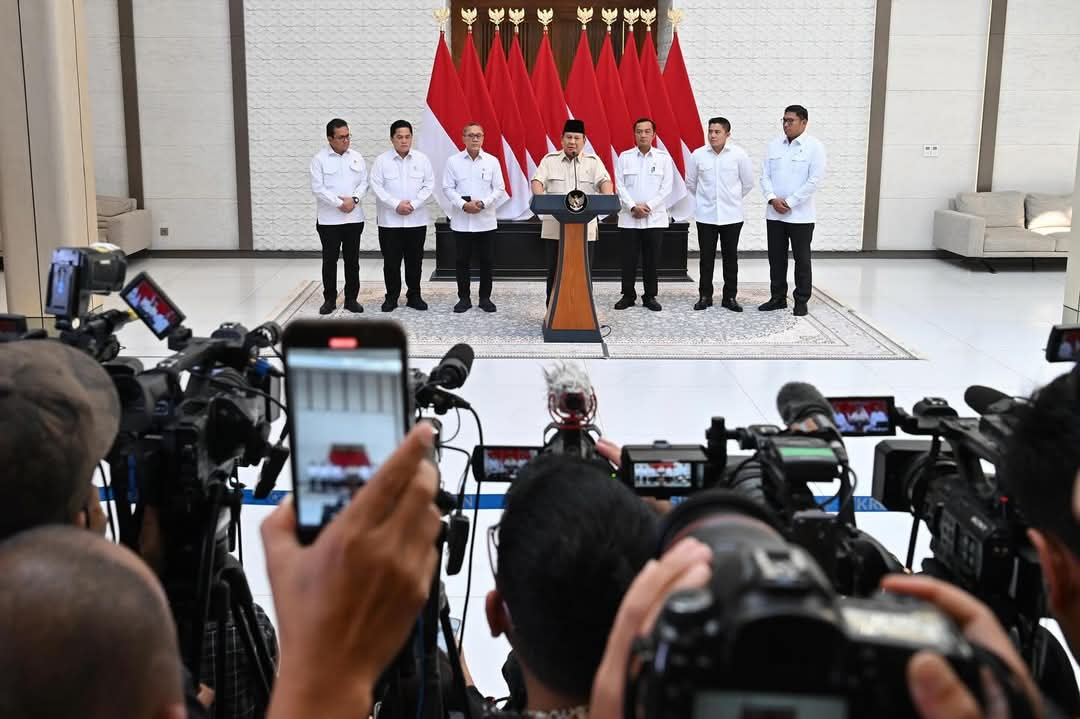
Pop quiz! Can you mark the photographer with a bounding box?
[0,340,275,718]
[481,454,658,715]
[0,525,187,719]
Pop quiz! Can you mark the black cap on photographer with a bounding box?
[0,340,121,538]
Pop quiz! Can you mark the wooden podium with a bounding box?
[531,193,620,343]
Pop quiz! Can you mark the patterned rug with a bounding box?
[270,281,920,360]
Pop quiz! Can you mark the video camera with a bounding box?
[628,491,1003,719]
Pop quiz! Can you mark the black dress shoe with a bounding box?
[479,298,497,313]
[642,297,662,311]
[721,298,743,312]
[793,302,808,317]
[693,296,710,311]
[406,296,428,311]
[758,297,788,311]
[613,295,636,310]
[318,301,335,315]
[454,298,472,313]
[381,298,397,312]
[343,300,363,313]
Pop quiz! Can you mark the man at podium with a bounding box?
[531,119,613,304]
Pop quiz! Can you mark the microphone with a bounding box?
[254,441,289,499]
[246,321,282,349]
[776,381,839,434]
[428,343,474,390]
[964,384,1016,415]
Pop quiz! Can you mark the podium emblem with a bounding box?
[565,189,588,213]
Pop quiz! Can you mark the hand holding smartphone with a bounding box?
[282,319,411,543]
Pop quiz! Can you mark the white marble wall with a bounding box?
[133,0,238,249]
[670,0,877,251]
[876,0,990,251]
[86,0,128,198]
[993,0,1080,194]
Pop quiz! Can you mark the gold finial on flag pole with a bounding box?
[667,8,684,35]
[509,8,525,33]
[537,8,554,34]
[640,8,656,31]
[433,7,450,31]
[623,8,639,30]
[461,7,478,32]
[489,8,505,27]
[601,8,618,33]
[576,7,593,30]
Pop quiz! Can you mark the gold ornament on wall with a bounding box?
[601,8,618,32]
[640,8,656,30]
[509,8,526,33]
[537,8,554,33]
[489,7,505,27]
[576,6,593,29]
[461,7,478,32]
[623,8,639,29]
[432,7,451,30]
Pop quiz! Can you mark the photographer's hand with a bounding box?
[881,574,1042,719]
[590,538,712,719]
[262,424,442,719]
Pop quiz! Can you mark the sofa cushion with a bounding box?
[96,195,135,218]
[955,191,1025,228]
[983,227,1055,253]
[1026,193,1072,231]
[1049,231,1071,252]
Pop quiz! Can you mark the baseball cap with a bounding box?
[0,340,121,473]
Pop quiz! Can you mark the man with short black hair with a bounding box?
[686,117,755,312]
[0,526,186,719]
[311,118,368,314]
[759,104,826,317]
[370,119,435,312]
[483,454,658,714]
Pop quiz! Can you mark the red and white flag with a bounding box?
[663,31,705,173]
[531,31,570,150]
[564,29,615,182]
[459,31,513,202]
[508,30,552,168]
[619,31,653,126]
[638,28,692,220]
[596,30,635,161]
[417,33,472,214]
[485,29,532,219]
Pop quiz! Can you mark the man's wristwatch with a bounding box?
[476,200,485,209]
[351,196,359,205]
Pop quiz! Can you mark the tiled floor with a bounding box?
[2,255,1072,696]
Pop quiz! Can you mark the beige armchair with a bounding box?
[97,195,151,255]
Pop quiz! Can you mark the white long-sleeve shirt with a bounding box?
[368,148,435,228]
[442,150,508,232]
[686,142,755,225]
[615,146,674,229]
[310,146,367,225]
[760,133,826,223]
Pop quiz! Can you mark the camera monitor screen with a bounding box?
[289,348,406,530]
[475,446,541,482]
[693,691,847,719]
[633,461,700,489]
[827,396,896,437]
[1047,325,1080,362]
[121,272,185,338]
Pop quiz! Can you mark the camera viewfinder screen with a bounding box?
[828,396,895,437]
[289,348,405,530]
[122,274,184,338]
[633,461,699,489]
[1056,328,1080,361]
[483,447,540,482]
[693,691,847,719]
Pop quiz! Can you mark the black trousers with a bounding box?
[766,220,814,304]
[378,225,426,301]
[619,227,663,299]
[317,222,363,303]
[453,229,495,300]
[697,221,743,300]
[545,240,596,303]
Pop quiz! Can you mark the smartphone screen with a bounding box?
[285,326,409,541]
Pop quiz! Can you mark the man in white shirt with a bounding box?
[310,118,368,314]
[443,123,508,313]
[614,119,674,312]
[759,104,827,317]
[369,120,435,312]
[685,117,755,312]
